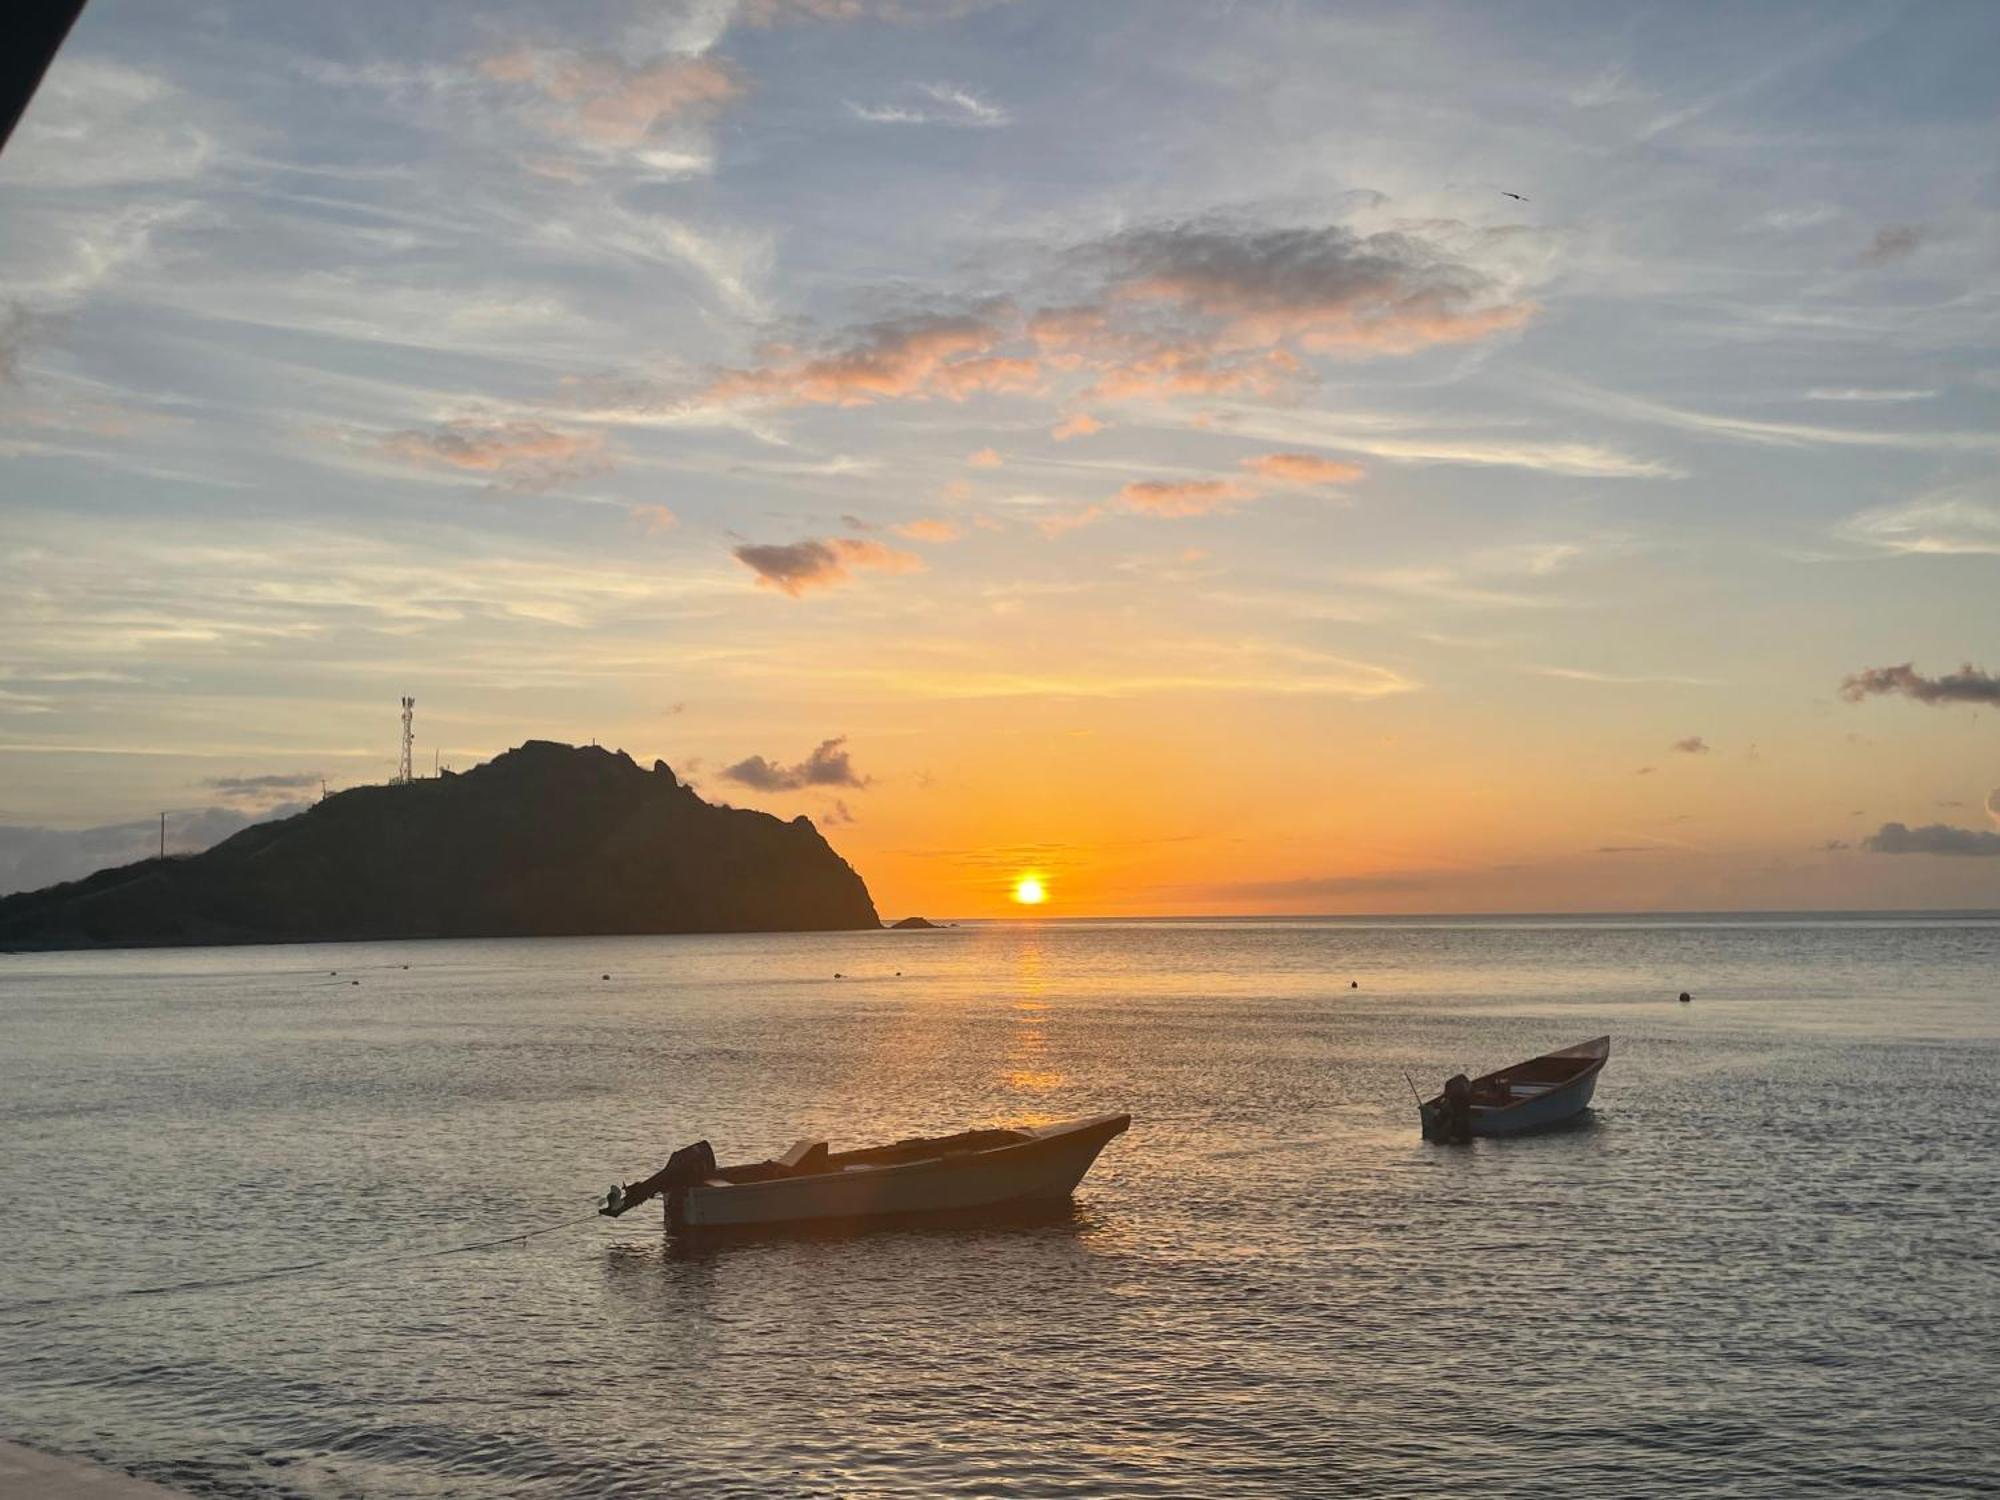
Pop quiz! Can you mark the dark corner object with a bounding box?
[2,1,87,153]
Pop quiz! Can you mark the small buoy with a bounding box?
[350,980,359,986]
[1350,980,1359,989]
[602,974,610,981]
[1679,991,1692,1003]
[834,972,844,979]
[330,971,337,977]
[895,970,902,977]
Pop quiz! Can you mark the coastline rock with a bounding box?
[889,916,941,929]
[0,741,880,950]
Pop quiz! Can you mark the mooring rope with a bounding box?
[0,1209,607,1323]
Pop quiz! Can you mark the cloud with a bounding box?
[892,518,962,542]
[631,504,679,532]
[1051,412,1103,441]
[203,772,321,808]
[1671,736,1710,754]
[705,311,1036,408]
[0,302,44,383]
[697,213,1538,417]
[1241,452,1364,487]
[380,419,609,490]
[1805,388,1936,403]
[0,60,222,189]
[819,798,857,825]
[1117,478,1257,518]
[1840,662,2000,707]
[967,447,1003,467]
[849,81,1009,127]
[1209,407,1677,479]
[740,0,1010,25]
[479,47,742,154]
[1084,218,1537,368]
[1859,225,1927,267]
[1839,492,2000,556]
[1033,505,1105,538]
[722,737,870,791]
[732,536,923,595]
[1862,822,2000,857]
[1989,788,2000,826]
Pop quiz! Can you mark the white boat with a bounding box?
[600,1113,1130,1229]
[1419,1035,1609,1141]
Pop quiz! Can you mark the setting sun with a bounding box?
[1012,874,1048,906]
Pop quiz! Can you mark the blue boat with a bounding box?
[1419,1035,1609,1142]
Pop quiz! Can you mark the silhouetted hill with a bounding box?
[0,741,880,950]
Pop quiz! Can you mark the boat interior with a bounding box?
[1470,1049,1602,1108]
[715,1126,1033,1184]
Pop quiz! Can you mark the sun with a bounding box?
[1012,874,1048,906]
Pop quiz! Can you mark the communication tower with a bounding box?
[396,696,415,785]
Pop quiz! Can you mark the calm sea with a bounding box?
[1,916,1996,1498]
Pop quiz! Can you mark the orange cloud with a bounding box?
[630,503,678,531]
[893,518,963,542]
[480,48,741,149]
[706,313,1037,408]
[733,536,924,595]
[690,219,1530,419]
[1241,452,1365,487]
[380,419,607,490]
[1117,478,1257,517]
[1034,505,1105,538]
[967,446,1004,467]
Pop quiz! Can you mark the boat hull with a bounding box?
[1463,1066,1599,1136]
[678,1113,1128,1228]
[1419,1036,1609,1140]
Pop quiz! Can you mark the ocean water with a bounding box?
[0,916,1995,1498]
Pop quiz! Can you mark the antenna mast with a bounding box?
[396,697,415,785]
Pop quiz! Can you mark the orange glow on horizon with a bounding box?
[1012,873,1048,906]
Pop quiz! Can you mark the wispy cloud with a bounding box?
[479,46,742,160]
[1805,388,1936,403]
[849,81,1009,127]
[380,419,610,491]
[1838,490,2000,557]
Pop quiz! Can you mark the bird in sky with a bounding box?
[1501,190,1528,201]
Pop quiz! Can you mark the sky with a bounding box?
[1,0,1997,915]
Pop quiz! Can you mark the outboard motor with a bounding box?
[600,1139,717,1218]
[1440,1074,1474,1145]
